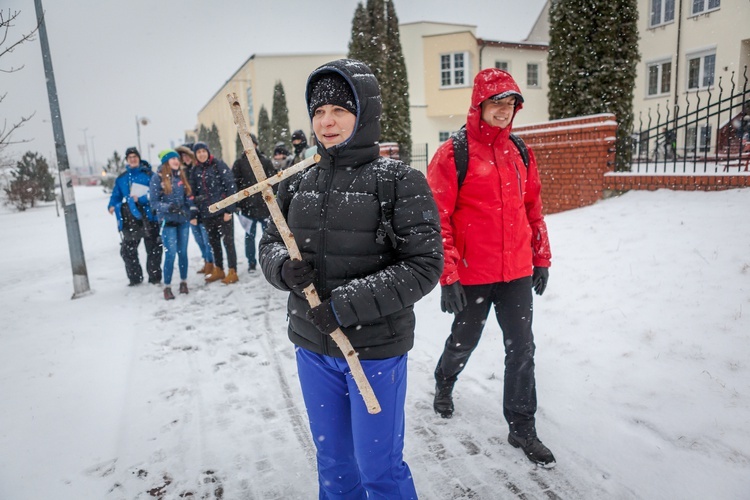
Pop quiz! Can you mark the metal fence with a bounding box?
[631,66,749,173]
[410,143,429,175]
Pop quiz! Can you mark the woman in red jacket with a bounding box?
[426,68,555,468]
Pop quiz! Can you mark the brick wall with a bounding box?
[514,114,750,214]
[603,173,750,192]
[514,114,617,215]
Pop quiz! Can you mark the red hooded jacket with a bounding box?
[427,68,551,286]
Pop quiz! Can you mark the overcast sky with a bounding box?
[3,0,546,169]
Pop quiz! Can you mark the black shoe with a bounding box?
[248,262,257,272]
[508,433,556,468]
[149,278,161,285]
[128,279,142,287]
[433,367,457,418]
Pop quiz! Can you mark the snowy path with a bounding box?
[2,186,749,499]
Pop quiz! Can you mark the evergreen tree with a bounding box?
[347,3,370,61]
[198,124,210,143]
[101,150,122,193]
[257,105,272,156]
[384,0,411,163]
[271,81,291,150]
[4,151,55,210]
[208,123,223,159]
[548,0,640,171]
[347,0,412,162]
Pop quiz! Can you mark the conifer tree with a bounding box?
[347,0,412,162]
[257,105,272,156]
[548,0,639,171]
[198,124,210,143]
[208,123,223,160]
[271,81,291,150]
[384,0,411,162]
[4,151,55,210]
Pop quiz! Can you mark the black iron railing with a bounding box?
[631,66,749,173]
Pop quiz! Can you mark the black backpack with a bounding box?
[450,126,529,187]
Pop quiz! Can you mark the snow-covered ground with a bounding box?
[0,185,748,499]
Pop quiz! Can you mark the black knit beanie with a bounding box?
[308,73,357,117]
[124,147,140,159]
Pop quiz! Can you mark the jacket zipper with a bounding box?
[319,159,335,354]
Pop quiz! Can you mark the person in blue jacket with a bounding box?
[150,149,198,300]
[189,142,239,285]
[107,147,162,286]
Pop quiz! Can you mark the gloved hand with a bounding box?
[167,202,182,214]
[440,282,467,314]
[532,267,549,296]
[281,258,315,291]
[306,299,339,335]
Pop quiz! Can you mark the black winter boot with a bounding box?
[433,366,457,419]
[508,433,556,468]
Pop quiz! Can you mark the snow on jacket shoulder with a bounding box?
[427,68,551,286]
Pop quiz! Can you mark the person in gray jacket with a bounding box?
[259,59,443,499]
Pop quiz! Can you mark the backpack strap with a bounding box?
[509,133,530,167]
[374,159,401,248]
[450,126,469,187]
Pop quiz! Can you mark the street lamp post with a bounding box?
[136,115,150,153]
[34,0,90,298]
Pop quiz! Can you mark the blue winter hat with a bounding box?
[158,149,179,165]
[192,142,210,155]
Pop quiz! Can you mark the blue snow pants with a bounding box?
[190,222,213,263]
[295,348,418,500]
[161,222,190,285]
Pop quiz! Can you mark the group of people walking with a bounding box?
[108,141,251,300]
[109,58,555,498]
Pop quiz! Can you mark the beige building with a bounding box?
[195,53,344,165]
[194,20,549,165]
[634,0,750,151]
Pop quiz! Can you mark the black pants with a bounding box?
[120,217,162,284]
[203,215,237,270]
[435,277,537,438]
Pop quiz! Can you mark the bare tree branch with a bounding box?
[0,9,41,74]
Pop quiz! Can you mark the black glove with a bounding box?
[167,202,182,214]
[440,282,467,314]
[306,299,339,335]
[532,267,549,296]
[281,259,315,291]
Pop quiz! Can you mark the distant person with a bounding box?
[190,142,239,285]
[107,147,162,286]
[271,142,293,171]
[259,58,443,499]
[427,68,555,468]
[150,149,198,300]
[232,133,276,272]
[290,129,309,164]
[176,143,214,274]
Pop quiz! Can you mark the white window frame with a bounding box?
[646,59,672,97]
[690,0,720,16]
[495,60,510,73]
[527,63,540,88]
[440,52,470,89]
[438,131,450,143]
[686,49,716,91]
[650,0,675,27]
[686,124,712,153]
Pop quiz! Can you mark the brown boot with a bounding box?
[205,266,225,283]
[163,287,175,300]
[197,261,211,274]
[221,268,239,285]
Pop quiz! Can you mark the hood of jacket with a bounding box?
[466,68,524,142]
[305,59,381,169]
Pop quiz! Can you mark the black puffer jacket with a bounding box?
[259,59,443,360]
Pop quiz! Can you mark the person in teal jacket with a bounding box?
[107,147,162,286]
